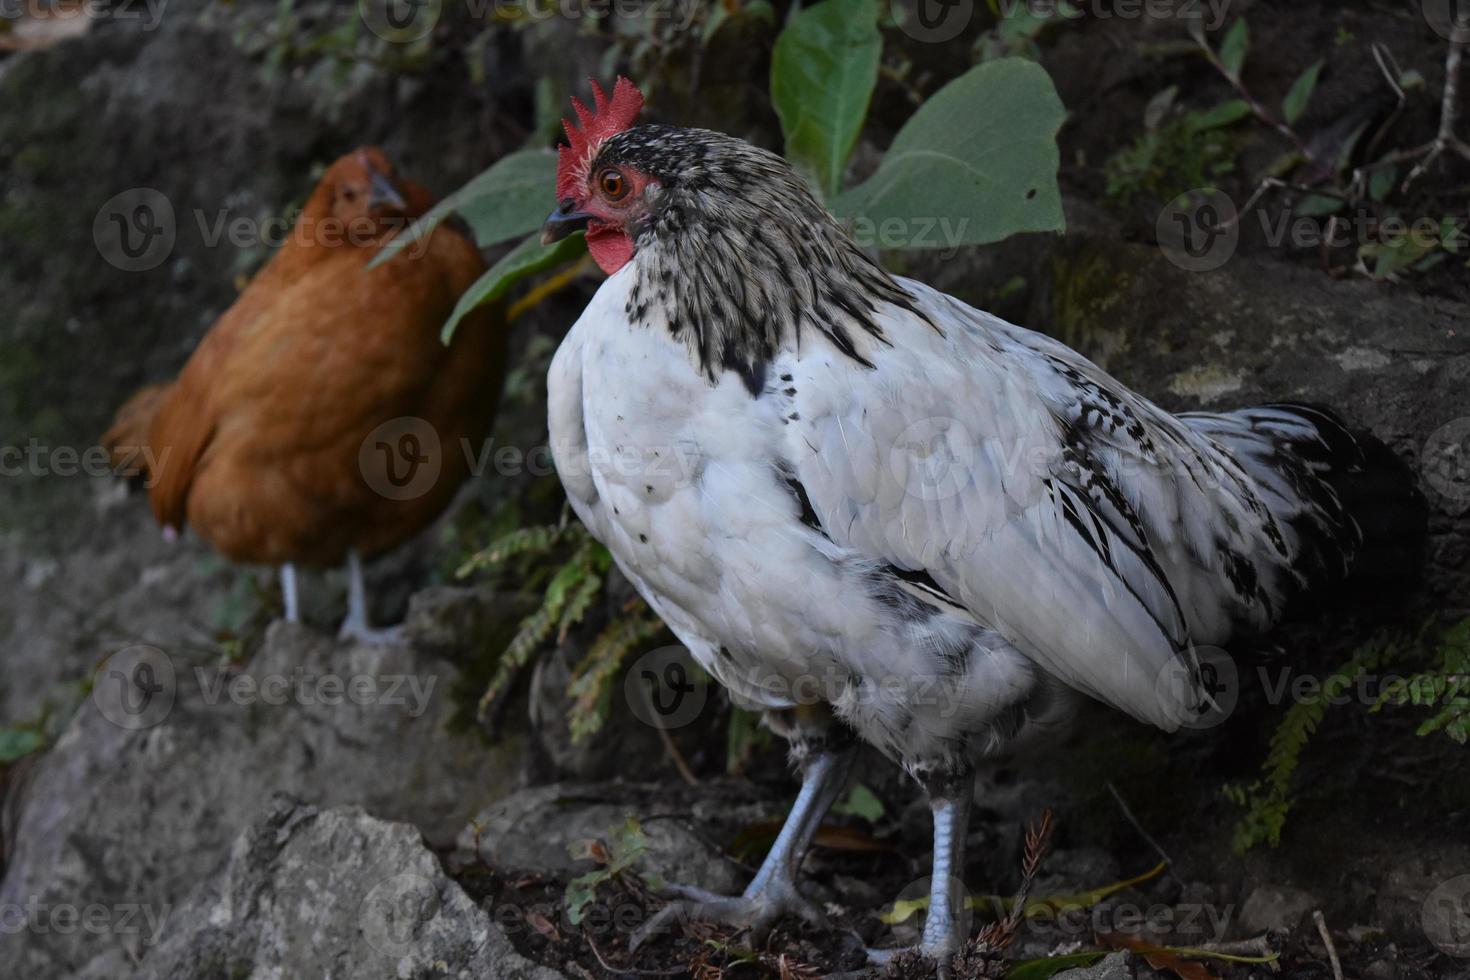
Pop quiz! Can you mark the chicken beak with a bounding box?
[368,170,408,211]
[540,199,593,245]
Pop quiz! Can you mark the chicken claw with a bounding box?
[631,876,827,950]
[629,748,853,951]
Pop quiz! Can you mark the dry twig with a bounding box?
[1313,910,1344,980]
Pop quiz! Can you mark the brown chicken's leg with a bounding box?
[337,549,404,645]
[280,563,300,623]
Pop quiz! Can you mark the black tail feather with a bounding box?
[1266,402,1428,618]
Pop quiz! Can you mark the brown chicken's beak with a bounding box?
[368,170,408,211]
[540,199,593,246]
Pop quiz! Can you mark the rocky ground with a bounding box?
[2,1,1468,978]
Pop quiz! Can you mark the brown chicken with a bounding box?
[103,147,506,641]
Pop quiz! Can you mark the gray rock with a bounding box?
[1375,850,1470,947]
[455,782,743,895]
[1057,950,1134,979]
[1239,884,1316,933]
[122,797,568,980]
[525,637,672,781]
[0,623,525,978]
[403,584,536,663]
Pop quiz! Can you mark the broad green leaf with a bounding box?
[1282,59,1324,125]
[1218,19,1249,78]
[441,232,587,344]
[834,58,1066,248]
[770,0,881,199]
[372,149,557,269]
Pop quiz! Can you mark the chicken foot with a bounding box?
[337,549,404,644]
[630,746,854,950]
[867,777,975,978]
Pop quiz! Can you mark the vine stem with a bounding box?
[1194,38,1323,176]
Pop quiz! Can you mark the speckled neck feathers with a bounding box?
[593,125,925,393]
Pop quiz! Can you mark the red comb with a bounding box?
[556,76,645,202]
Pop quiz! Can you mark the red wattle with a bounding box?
[586,222,634,275]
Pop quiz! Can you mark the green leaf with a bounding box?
[883,861,1168,926]
[1369,164,1398,202]
[834,58,1066,248]
[1362,233,1438,280]
[372,149,558,269]
[1006,952,1107,980]
[1295,193,1345,217]
[564,870,607,925]
[1218,19,1249,78]
[1282,59,1324,125]
[0,728,42,763]
[832,783,885,822]
[1187,99,1251,131]
[770,0,881,199]
[441,232,587,344]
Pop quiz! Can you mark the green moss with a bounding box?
[1048,245,1142,366]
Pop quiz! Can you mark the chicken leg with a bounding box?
[868,778,974,974]
[631,744,854,950]
[337,549,404,644]
[280,563,300,623]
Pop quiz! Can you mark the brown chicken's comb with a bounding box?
[556,76,644,201]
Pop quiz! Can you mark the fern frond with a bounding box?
[1376,618,1470,745]
[1228,637,1390,853]
[457,523,565,578]
[566,603,665,743]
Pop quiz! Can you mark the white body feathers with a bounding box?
[549,268,1356,774]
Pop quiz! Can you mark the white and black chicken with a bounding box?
[540,78,1423,966]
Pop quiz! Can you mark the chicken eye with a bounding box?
[598,169,628,201]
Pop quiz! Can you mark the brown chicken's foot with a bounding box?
[337,621,407,646]
[335,550,408,645]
